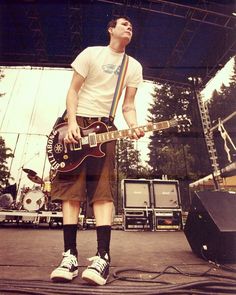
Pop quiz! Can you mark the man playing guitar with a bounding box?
[50,16,144,285]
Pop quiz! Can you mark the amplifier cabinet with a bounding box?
[154,209,182,231]
[122,179,152,209]
[123,209,154,231]
[152,180,180,208]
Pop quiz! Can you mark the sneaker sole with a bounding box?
[82,269,108,286]
[50,269,78,283]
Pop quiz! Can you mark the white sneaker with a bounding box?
[82,253,110,285]
[50,250,78,282]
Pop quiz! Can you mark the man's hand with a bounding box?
[129,125,145,140]
[64,121,81,144]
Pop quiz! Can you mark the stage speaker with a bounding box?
[184,190,236,263]
[122,179,151,208]
[153,180,180,208]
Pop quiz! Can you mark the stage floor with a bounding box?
[0,227,236,295]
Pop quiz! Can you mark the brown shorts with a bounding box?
[50,116,116,205]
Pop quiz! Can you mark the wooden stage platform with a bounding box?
[0,226,236,295]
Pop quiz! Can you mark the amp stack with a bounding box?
[121,179,182,231]
[122,179,153,231]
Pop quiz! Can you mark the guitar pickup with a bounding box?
[64,139,82,152]
[88,133,97,147]
[71,139,82,150]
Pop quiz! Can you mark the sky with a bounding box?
[0,56,234,193]
[201,57,234,100]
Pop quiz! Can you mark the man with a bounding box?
[50,16,144,285]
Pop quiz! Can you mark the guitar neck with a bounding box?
[96,120,174,144]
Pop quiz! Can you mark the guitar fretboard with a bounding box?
[96,120,174,143]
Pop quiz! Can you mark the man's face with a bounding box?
[110,18,133,43]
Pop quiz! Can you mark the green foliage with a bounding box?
[147,83,191,122]
[0,69,5,98]
[0,71,11,189]
[116,138,143,178]
[0,136,14,189]
[207,56,236,168]
[147,82,211,181]
[208,57,236,123]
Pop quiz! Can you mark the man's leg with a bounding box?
[93,200,113,259]
[82,200,113,285]
[93,200,113,226]
[50,200,80,282]
[81,121,116,285]
[63,200,81,223]
[63,200,81,255]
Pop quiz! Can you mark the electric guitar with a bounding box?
[46,115,191,173]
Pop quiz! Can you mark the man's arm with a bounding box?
[122,86,144,140]
[64,71,85,144]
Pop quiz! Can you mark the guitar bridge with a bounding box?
[88,132,97,147]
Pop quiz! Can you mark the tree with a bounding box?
[207,56,236,168]
[116,138,142,178]
[146,82,213,210]
[0,70,13,190]
[147,82,210,180]
[208,56,236,123]
[0,136,14,190]
[0,69,5,98]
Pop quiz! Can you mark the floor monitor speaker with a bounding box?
[184,190,236,263]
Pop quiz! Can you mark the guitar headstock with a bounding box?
[170,115,192,133]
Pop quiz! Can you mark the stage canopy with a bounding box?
[0,0,236,87]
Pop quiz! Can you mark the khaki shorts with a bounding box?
[50,116,116,205]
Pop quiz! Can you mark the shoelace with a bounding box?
[61,252,77,268]
[87,256,108,272]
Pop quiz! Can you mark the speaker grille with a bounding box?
[123,180,151,208]
[153,181,180,208]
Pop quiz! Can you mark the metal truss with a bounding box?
[202,39,236,85]
[193,78,221,180]
[24,4,48,63]
[159,5,202,81]
[1,0,235,87]
[145,68,192,87]
[68,1,83,57]
[97,0,236,29]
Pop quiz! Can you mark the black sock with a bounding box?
[96,225,111,261]
[63,224,78,256]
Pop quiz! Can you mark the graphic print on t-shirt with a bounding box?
[102,64,121,75]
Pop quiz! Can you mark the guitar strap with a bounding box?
[108,53,129,125]
[56,53,129,126]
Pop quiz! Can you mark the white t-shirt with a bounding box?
[71,46,143,118]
